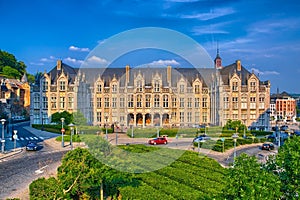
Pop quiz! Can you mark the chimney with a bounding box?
[126,65,130,83]
[236,60,241,71]
[57,60,62,71]
[167,65,171,84]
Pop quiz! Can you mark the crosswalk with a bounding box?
[7,136,44,141]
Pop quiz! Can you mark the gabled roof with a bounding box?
[48,62,79,84]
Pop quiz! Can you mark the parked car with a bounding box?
[261,142,275,151]
[294,131,300,136]
[148,137,168,145]
[26,141,38,151]
[280,125,288,131]
[193,135,211,142]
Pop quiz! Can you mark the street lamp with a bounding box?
[243,119,246,138]
[61,118,65,147]
[1,119,6,153]
[131,118,134,138]
[13,130,17,150]
[232,127,239,166]
[68,123,75,150]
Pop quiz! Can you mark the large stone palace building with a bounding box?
[30,52,271,130]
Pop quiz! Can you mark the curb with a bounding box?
[0,148,23,160]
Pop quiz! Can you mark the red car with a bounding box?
[148,137,168,145]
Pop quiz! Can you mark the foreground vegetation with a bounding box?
[29,135,300,199]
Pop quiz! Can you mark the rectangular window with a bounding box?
[232,97,238,109]
[224,97,229,109]
[154,81,160,92]
[105,97,110,108]
[43,97,48,109]
[195,85,200,94]
[154,95,160,108]
[42,80,48,91]
[250,82,256,91]
[202,97,207,108]
[34,95,39,109]
[60,81,66,91]
[145,95,151,108]
[202,112,207,123]
[60,97,65,108]
[97,84,102,93]
[51,96,57,109]
[97,112,101,122]
[120,97,125,108]
[172,97,177,107]
[180,112,184,122]
[112,84,117,93]
[68,96,74,109]
[195,98,200,108]
[163,95,169,108]
[232,82,238,91]
[97,97,102,108]
[250,97,256,109]
[180,98,184,108]
[187,98,192,108]
[187,112,192,122]
[128,95,133,108]
[195,112,200,123]
[250,114,256,119]
[136,95,142,108]
[112,97,117,108]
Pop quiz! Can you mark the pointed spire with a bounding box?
[21,73,28,83]
[214,41,222,69]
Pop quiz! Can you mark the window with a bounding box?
[68,95,74,109]
[42,96,48,109]
[203,112,207,123]
[154,81,160,92]
[154,95,160,108]
[120,97,125,108]
[224,95,229,109]
[232,97,238,109]
[172,97,177,107]
[202,97,208,108]
[34,94,40,109]
[145,94,151,108]
[60,81,66,91]
[97,112,101,122]
[97,97,102,108]
[112,97,117,108]
[233,114,238,119]
[180,98,184,108]
[180,112,184,122]
[136,94,142,108]
[195,112,200,123]
[259,96,265,109]
[60,97,65,108]
[232,81,238,91]
[195,85,200,94]
[195,98,200,108]
[128,95,133,108]
[250,97,256,109]
[137,81,142,92]
[187,112,192,122]
[250,114,256,119]
[163,95,169,108]
[112,84,117,93]
[250,81,256,91]
[104,97,110,108]
[187,98,192,108]
[42,79,48,91]
[51,95,57,109]
[241,95,247,109]
[33,110,40,124]
[180,84,184,93]
[97,84,102,93]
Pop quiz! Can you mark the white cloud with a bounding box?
[69,45,90,52]
[63,57,84,65]
[87,55,109,64]
[40,56,56,62]
[181,7,235,21]
[192,22,232,35]
[148,59,180,66]
[251,68,280,76]
[30,62,44,66]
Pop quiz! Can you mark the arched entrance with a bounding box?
[145,113,151,126]
[162,114,169,126]
[136,113,143,126]
[127,113,134,126]
[154,113,160,126]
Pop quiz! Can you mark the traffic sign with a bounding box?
[13,134,18,140]
[61,128,65,133]
[220,138,225,142]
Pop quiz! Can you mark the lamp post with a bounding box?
[232,128,239,166]
[61,118,65,147]
[104,113,108,140]
[131,118,134,138]
[115,122,118,145]
[1,119,6,153]
[13,130,17,150]
[68,123,75,150]
[243,119,246,138]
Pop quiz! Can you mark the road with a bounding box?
[0,147,67,199]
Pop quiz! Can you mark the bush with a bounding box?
[250,130,272,136]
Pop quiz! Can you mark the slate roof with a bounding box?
[48,62,79,84]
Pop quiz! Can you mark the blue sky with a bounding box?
[1,0,300,93]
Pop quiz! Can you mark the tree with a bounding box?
[2,66,21,78]
[29,177,64,200]
[223,119,246,132]
[222,153,282,199]
[51,111,73,125]
[72,111,87,126]
[273,136,300,199]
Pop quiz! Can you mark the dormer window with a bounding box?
[60,81,66,91]
[42,79,48,91]
[112,84,117,93]
[180,84,184,93]
[96,84,102,93]
[194,84,200,94]
[232,81,238,91]
[137,81,143,92]
[250,81,256,92]
[154,81,160,92]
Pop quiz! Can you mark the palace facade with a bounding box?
[30,52,271,130]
